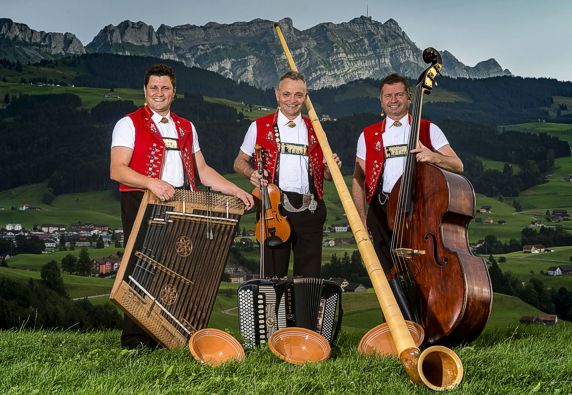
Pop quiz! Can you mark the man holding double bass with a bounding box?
[351,73,463,320]
[234,71,341,278]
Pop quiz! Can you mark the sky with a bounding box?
[3,0,571,82]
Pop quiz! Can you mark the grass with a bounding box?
[1,322,571,394]
[493,246,572,290]
[0,182,122,229]
[0,81,145,109]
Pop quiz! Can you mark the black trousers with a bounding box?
[262,192,326,278]
[366,192,418,322]
[366,193,394,273]
[119,191,159,349]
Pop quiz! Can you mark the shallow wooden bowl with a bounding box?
[358,320,425,357]
[188,328,245,366]
[268,327,331,365]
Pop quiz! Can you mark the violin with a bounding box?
[252,145,291,249]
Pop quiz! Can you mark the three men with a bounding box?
[110,64,253,349]
[233,71,341,278]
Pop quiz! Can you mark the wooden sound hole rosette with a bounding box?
[358,320,425,357]
[175,235,193,257]
[159,285,178,306]
[268,327,331,365]
[188,329,245,366]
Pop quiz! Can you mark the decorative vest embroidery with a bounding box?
[254,111,325,199]
[119,106,197,192]
[364,116,433,203]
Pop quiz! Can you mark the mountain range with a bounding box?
[0,17,511,89]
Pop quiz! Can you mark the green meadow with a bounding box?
[0,81,145,109]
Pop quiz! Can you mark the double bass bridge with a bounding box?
[392,248,426,259]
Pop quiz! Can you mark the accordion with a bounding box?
[110,190,244,349]
[237,277,343,348]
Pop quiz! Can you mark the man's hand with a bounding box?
[249,169,269,188]
[410,142,438,164]
[147,178,175,201]
[324,153,342,180]
[234,189,255,210]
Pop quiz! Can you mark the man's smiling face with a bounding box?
[144,75,176,116]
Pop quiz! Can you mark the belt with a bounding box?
[377,191,389,206]
[282,192,318,213]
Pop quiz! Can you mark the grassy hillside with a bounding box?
[1,321,571,394]
[492,246,572,290]
[0,181,121,229]
[0,81,144,109]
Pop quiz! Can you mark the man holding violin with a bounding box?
[351,73,463,318]
[234,71,341,278]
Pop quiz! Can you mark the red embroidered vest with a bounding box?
[254,111,325,199]
[119,106,197,192]
[364,117,433,203]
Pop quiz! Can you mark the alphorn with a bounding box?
[274,23,463,391]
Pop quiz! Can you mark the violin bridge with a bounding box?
[393,248,426,259]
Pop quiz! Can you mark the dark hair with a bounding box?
[145,64,176,88]
[379,73,409,93]
[278,71,306,84]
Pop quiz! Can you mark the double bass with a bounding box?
[275,22,464,391]
[387,48,493,345]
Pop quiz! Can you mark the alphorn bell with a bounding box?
[273,23,463,391]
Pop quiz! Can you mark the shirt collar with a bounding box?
[387,114,409,129]
[150,110,171,124]
[277,110,302,127]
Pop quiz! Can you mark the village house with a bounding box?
[521,314,558,325]
[322,239,336,247]
[334,237,356,245]
[5,224,22,231]
[333,224,350,233]
[478,205,492,213]
[42,238,58,253]
[343,283,367,293]
[546,266,562,276]
[94,255,122,276]
[529,219,543,228]
[40,224,66,233]
[328,278,350,288]
[522,244,546,253]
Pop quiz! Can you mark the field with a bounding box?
[0,81,145,109]
[1,317,571,394]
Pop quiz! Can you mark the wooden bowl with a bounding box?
[188,328,245,366]
[358,320,425,357]
[268,327,331,365]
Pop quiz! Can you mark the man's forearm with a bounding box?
[234,156,254,179]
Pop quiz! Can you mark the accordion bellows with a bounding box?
[110,190,244,349]
[237,277,343,348]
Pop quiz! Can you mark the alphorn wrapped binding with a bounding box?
[110,189,244,349]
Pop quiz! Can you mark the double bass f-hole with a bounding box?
[253,145,291,249]
[424,233,448,267]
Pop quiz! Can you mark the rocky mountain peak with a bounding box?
[0,18,85,62]
[1,17,512,88]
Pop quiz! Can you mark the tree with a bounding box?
[61,254,78,274]
[42,188,55,205]
[77,248,92,275]
[513,200,523,212]
[96,236,104,249]
[41,260,67,296]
